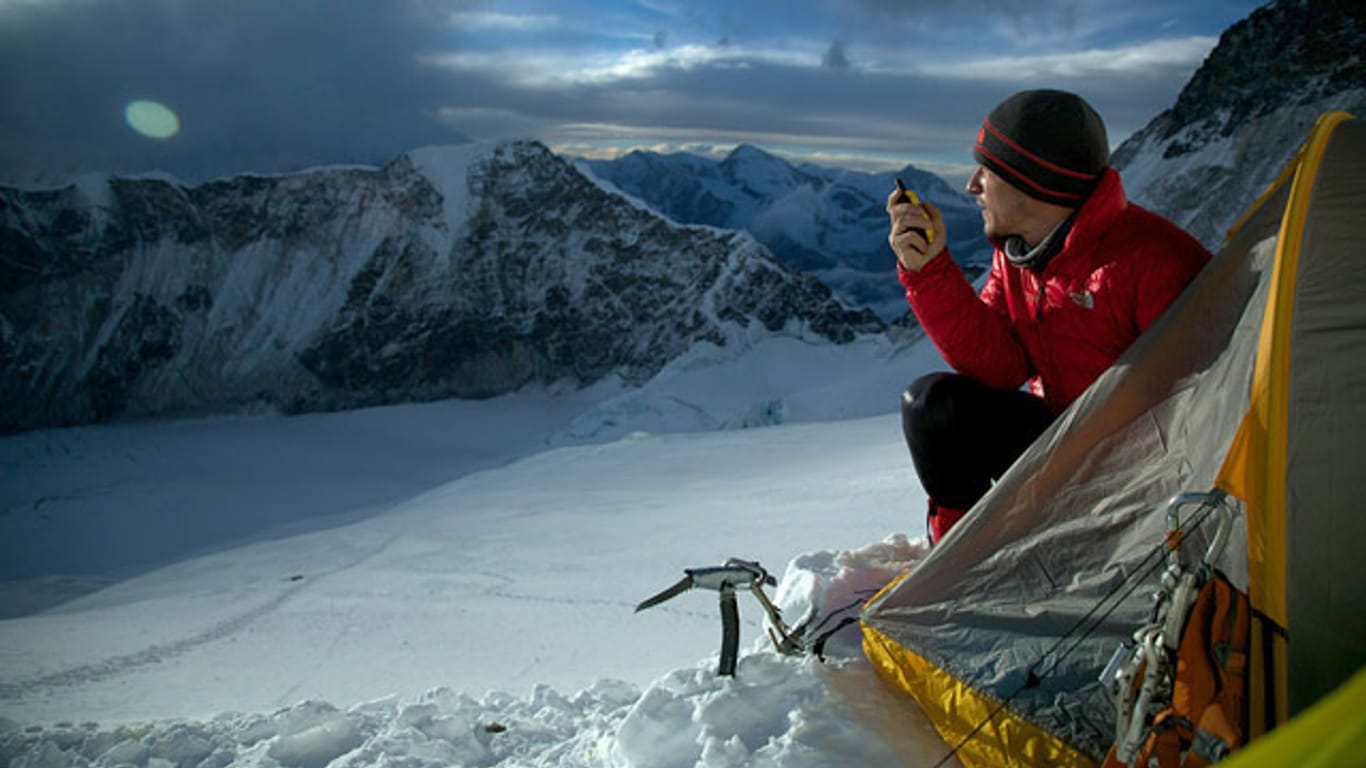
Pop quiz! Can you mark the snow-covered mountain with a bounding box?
[579,145,990,320]
[1114,0,1366,250]
[0,140,883,433]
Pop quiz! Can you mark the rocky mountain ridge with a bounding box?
[0,141,881,433]
[1113,0,1365,248]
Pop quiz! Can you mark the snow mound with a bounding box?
[0,537,944,768]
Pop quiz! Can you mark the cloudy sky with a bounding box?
[0,0,1267,187]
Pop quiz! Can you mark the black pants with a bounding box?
[900,372,1055,511]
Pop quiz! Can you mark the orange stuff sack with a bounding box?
[1104,573,1251,767]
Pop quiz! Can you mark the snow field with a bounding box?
[0,330,956,766]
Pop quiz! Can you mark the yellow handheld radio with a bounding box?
[895,177,934,245]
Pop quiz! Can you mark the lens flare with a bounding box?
[124,100,180,139]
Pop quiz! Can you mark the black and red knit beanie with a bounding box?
[973,89,1109,207]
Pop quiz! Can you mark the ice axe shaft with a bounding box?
[719,584,739,676]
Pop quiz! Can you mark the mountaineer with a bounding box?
[887,89,1211,544]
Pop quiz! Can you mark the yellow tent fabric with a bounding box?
[1216,665,1366,768]
[1215,111,1355,731]
[1217,111,1351,630]
[863,623,1094,768]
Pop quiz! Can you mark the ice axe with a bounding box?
[635,558,798,676]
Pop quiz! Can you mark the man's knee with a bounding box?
[901,372,958,415]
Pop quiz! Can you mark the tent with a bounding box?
[1217,665,1366,768]
[860,111,1366,767]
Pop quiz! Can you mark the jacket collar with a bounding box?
[1068,167,1128,246]
[992,167,1129,272]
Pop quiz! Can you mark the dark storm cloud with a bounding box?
[443,42,1195,170]
[432,50,989,164]
[849,0,1068,25]
[420,0,1234,172]
[0,0,1245,186]
[822,41,851,69]
[0,0,471,185]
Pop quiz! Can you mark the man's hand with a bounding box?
[887,189,947,272]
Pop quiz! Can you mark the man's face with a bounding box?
[965,164,1033,242]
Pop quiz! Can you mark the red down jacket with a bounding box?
[898,168,1211,415]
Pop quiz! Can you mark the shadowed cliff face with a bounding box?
[0,140,881,433]
[1113,0,1366,250]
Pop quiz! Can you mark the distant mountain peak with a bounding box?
[724,143,778,162]
[726,143,763,156]
[581,148,989,321]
